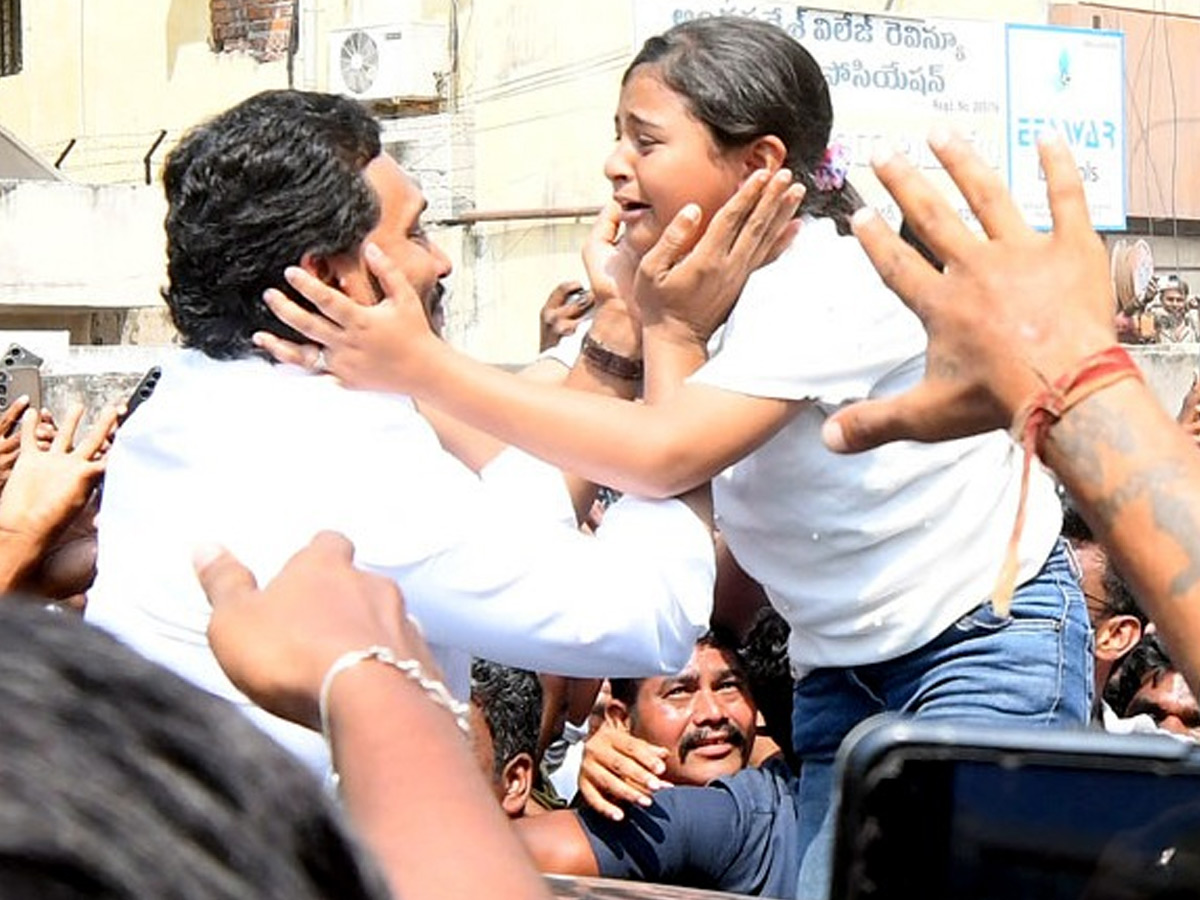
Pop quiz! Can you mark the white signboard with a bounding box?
[1006,24,1126,230]
[631,4,1126,230]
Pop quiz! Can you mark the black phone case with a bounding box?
[831,715,1200,900]
[117,365,162,427]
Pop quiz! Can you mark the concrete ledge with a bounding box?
[22,341,1200,436]
[1128,344,1200,417]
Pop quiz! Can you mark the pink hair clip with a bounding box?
[811,142,851,192]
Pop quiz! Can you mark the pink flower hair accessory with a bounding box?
[811,142,851,192]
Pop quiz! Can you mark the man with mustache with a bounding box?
[85,89,745,774]
[515,631,803,898]
[605,629,756,787]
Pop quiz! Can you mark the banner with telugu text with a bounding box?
[631,4,1126,231]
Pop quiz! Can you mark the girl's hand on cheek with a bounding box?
[583,201,640,310]
[581,201,644,358]
[254,243,443,395]
[637,168,803,347]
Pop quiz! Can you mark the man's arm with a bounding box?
[1043,380,1200,697]
[514,810,602,877]
[197,531,552,900]
[517,786,743,888]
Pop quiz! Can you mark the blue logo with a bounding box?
[1057,48,1071,91]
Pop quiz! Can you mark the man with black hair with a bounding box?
[469,658,544,818]
[1108,633,1200,742]
[514,631,802,898]
[604,628,758,788]
[0,602,388,900]
[86,89,717,772]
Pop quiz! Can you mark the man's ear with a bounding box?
[299,250,360,289]
[500,753,535,818]
[740,135,788,178]
[298,251,339,286]
[1096,615,1143,662]
[605,698,632,732]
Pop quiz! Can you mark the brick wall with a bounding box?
[210,0,293,63]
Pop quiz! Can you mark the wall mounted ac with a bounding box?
[327,23,448,102]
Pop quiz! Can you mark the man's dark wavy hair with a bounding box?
[162,89,382,359]
[470,658,544,779]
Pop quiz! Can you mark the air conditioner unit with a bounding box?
[327,23,448,102]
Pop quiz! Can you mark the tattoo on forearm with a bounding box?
[1054,397,1200,603]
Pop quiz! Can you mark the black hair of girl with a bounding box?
[626,17,863,235]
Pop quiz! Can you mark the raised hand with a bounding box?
[539,280,594,352]
[0,405,114,545]
[0,404,117,591]
[197,530,429,731]
[823,131,1114,453]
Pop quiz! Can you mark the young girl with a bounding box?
[262,18,1089,895]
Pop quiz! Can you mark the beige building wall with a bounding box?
[0,0,290,185]
[448,0,1060,363]
[440,0,629,361]
[1,0,1197,363]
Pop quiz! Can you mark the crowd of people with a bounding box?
[3,14,1200,900]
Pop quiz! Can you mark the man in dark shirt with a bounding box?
[513,629,801,898]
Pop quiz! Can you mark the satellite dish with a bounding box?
[1111,238,1154,314]
[339,30,380,95]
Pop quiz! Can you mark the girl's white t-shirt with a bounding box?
[691,217,1062,675]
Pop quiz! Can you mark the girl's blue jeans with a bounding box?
[790,539,1092,899]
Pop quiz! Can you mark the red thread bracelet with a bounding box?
[993,346,1143,615]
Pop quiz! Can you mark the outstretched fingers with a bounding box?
[1038,133,1091,240]
[870,147,974,270]
[48,404,85,453]
[851,206,940,323]
[74,406,121,461]
[0,396,29,436]
[930,130,1026,239]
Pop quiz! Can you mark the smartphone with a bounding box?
[565,287,591,306]
[116,365,162,427]
[2,343,44,369]
[830,715,1200,900]
[0,366,42,419]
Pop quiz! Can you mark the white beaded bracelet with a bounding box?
[318,645,472,756]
